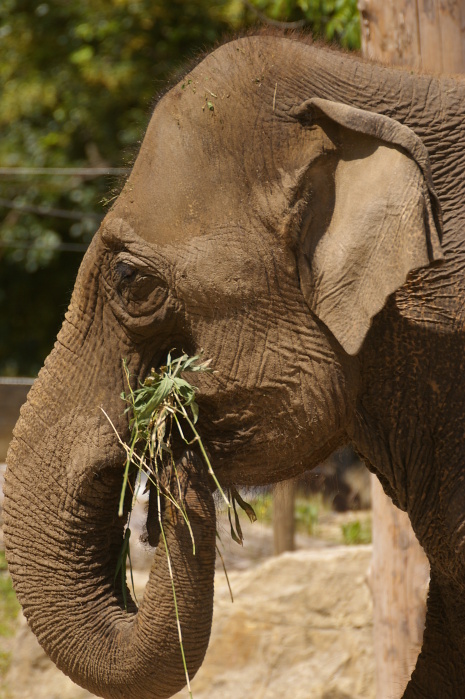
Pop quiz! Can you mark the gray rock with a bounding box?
[174,546,374,699]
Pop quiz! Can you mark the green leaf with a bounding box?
[136,375,173,420]
[180,354,202,370]
[189,358,213,373]
[190,401,199,424]
[173,377,196,393]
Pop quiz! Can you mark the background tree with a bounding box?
[0,0,359,376]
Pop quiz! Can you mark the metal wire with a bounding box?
[0,240,88,252]
[0,197,102,221]
[0,167,130,176]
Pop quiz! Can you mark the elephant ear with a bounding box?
[291,98,444,356]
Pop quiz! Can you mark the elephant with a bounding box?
[4,30,465,699]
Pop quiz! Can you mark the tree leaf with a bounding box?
[190,401,199,424]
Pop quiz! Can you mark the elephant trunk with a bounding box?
[4,372,216,699]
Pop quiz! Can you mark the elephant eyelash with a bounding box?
[113,258,166,289]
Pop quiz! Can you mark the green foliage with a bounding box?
[226,0,360,49]
[248,492,323,536]
[103,353,227,599]
[0,0,232,375]
[0,552,20,640]
[106,352,256,695]
[341,518,372,545]
[248,492,373,545]
[248,492,273,523]
[0,0,360,375]
[0,651,12,683]
[104,352,220,695]
[0,0,232,264]
[295,497,320,536]
[107,350,254,583]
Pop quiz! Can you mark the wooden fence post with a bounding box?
[370,478,430,698]
[273,479,295,555]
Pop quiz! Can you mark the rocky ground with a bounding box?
[0,467,375,699]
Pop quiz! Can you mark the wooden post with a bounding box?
[273,479,295,555]
[359,2,465,696]
[359,0,465,73]
[370,478,430,698]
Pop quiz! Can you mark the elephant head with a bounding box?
[5,34,465,698]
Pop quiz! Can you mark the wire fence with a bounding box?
[0,167,130,176]
[0,197,102,222]
[0,166,123,252]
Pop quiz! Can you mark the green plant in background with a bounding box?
[225,0,360,49]
[295,497,320,536]
[245,492,273,524]
[245,492,325,537]
[248,491,373,544]
[341,518,372,545]
[0,0,232,376]
[0,552,19,638]
[0,551,20,682]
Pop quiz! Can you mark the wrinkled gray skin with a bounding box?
[4,33,465,698]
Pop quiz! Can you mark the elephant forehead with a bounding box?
[111,41,308,246]
[113,82,253,244]
[117,111,239,244]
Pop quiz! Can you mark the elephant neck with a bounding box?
[349,301,465,555]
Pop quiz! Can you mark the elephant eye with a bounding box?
[112,257,168,315]
[115,261,138,285]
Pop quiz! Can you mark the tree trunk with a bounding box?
[273,480,295,555]
[359,3,465,696]
[369,478,430,699]
[359,0,465,73]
